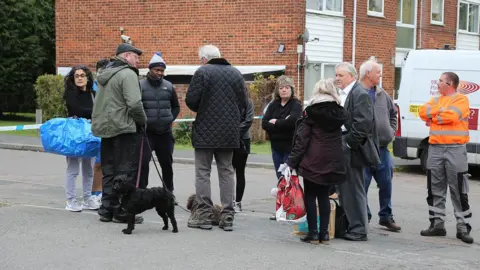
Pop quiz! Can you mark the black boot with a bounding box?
[319,231,330,245]
[301,230,320,244]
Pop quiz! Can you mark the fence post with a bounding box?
[36,109,42,136]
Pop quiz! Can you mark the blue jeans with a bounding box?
[364,146,394,222]
[272,149,290,180]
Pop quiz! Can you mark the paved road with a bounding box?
[1,149,480,269]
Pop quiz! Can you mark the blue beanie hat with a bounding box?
[148,52,166,69]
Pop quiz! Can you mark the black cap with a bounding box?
[115,43,143,56]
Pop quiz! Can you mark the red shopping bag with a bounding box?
[275,169,306,223]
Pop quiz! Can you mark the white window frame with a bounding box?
[458,1,480,34]
[396,0,418,49]
[368,0,384,18]
[306,0,344,16]
[430,0,444,25]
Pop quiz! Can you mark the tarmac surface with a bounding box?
[1,148,480,269]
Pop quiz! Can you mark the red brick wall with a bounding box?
[55,0,306,106]
[343,0,397,96]
[416,0,457,49]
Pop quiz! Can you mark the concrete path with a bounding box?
[1,149,480,269]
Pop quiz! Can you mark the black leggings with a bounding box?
[232,150,249,202]
[303,179,331,234]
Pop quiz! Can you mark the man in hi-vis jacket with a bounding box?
[419,71,473,244]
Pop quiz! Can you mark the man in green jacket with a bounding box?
[92,43,147,223]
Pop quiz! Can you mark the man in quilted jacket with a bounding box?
[186,44,248,231]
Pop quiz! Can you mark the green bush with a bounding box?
[173,121,192,145]
[34,74,67,121]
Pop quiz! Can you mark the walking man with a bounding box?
[186,44,248,231]
[336,62,377,241]
[92,43,147,224]
[139,52,180,190]
[419,72,473,244]
[360,59,401,232]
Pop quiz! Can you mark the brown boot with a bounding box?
[379,218,401,232]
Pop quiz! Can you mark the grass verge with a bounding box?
[175,141,272,155]
[0,120,39,137]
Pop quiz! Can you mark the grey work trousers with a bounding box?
[194,148,235,218]
[427,144,472,233]
[338,137,369,236]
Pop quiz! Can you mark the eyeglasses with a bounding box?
[74,74,87,79]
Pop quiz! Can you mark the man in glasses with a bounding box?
[91,43,147,224]
[419,72,474,244]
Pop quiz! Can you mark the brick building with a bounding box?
[304,0,480,99]
[55,0,306,117]
[56,0,480,108]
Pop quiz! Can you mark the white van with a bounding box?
[393,49,480,171]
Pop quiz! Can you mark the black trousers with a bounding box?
[232,139,250,202]
[139,131,174,191]
[98,132,141,219]
[303,179,331,235]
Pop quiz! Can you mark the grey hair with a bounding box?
[198,45,221,61]
[359,58,380,79]
[335,62,358,79]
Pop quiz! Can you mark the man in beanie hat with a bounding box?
[139,52,180,190]
[92,43,147,224]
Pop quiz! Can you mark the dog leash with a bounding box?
[140,129,190,213]
[135,135,144,189]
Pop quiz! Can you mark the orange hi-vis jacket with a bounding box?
[419,93,470,145]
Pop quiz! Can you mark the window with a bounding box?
[304,63,337,102]
[431,0,444,24]
[306,0,343,14]
[396,0,416,49]
[368,0,384,17]
[394,67,402,99]
[459,2,479,33]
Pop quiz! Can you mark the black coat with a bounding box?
[286,101,348,186]
[185,58,248,148]
[140,74,180,134]
[64,88,94,119]
[261,98,303,153]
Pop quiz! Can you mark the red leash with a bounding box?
[135,135,144,188]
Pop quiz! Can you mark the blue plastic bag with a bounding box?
[40,117,101,158]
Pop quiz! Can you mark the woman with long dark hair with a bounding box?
[63,65,100,212]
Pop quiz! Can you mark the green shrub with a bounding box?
[34,74,67,121]
[173,121,192,145]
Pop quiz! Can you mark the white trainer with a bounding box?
[66,199,82,212]
[82,197,100,210]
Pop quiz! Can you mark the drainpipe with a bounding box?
[352,0,358,66]
[419,0,424,48]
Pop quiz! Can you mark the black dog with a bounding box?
[113,177,178,234]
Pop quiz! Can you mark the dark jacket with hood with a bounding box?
[91,57,147,138]
[64,88,94,120]
[286,101,348,185]
[140,73,180,134]
[185,58,248,148]
[262,98,303,153]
